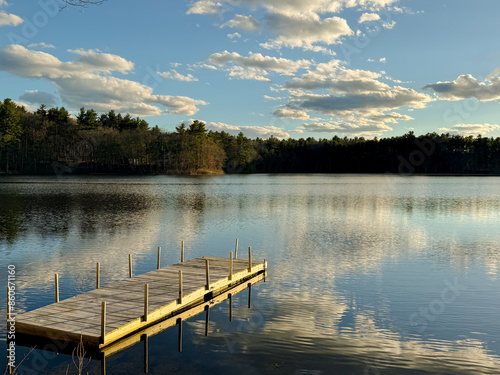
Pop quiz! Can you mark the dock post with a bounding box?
[55,273,59,303]
[96,262,100,289]
[101,301,106,345]
[248,283,252,308]
[129,254,132,278]
[205,259,210,289]
[229,293,233,321]
[101,356,106,375]
[144,284,149,322]
[181,241,184,262]
[248,247,252,272]
[229,252,233,280]
[204,305,209,336]
[177,318,183,352]
[234,238,239,259]
[143,334,149,373]
[157,247,161,269]
[178,270,183,304]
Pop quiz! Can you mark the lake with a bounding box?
[1,174,500,374]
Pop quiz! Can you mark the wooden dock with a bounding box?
[15,254,266,348]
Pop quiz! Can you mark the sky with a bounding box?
[1,0,500,139]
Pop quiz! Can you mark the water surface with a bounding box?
[1,174,499,374]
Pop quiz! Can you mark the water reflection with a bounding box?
[1,175,500,374]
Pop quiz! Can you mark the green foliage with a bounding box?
[2,97,500,175]
[0,98,22,144]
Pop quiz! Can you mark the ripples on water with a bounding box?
[1,175,499,374]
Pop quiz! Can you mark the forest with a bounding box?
[1,98,500,176]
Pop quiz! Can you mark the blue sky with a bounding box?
[1,0,500,139]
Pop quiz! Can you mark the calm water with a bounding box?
[1,174,500,374]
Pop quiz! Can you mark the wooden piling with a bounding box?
[205,305,209,336]
[205,259,210,289]
[181,241,184,262]
[229,252,233,280]
[234,238,239,259]
[157,247,161,270]
[229,293,233,322]
[143,334,149,373]
[248,283,252,308]
[178,270,183,304]
[144,284,149,322]
[101,301,106,345]
[248,247,252,272]
[129,254,133,278]
[55,273,59,303]
[177,318,183,352]
[96,263,100,289]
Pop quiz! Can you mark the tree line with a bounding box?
[1,98,500,175]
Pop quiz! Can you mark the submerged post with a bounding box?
[157,247,161,269]
[178,270,183,304]
[229,252,233,281]
[55,273,59,303]
[234,238,239,259]
[248,247,252,272]
[101,301,106,345]
[96,262,100,289]
[129,254,133,278]
[248,283,252,308]
[181,241,184,262]
[205,305,209,336]
[177,318,183,353]
[143,334,149,374]
[144,284,149,322]
[229,293,233,322]
[205,259,210,289]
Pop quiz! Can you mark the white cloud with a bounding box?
[379,57,386,63]
[13,100,36,112]
[0,1,9,6]
[296,121,393,137]
[208,50,311,75]
[273,107,310,120]
[264,95,284,100]
[208,122,290,138]
[158,69,198,82]
[439,123,500,136]
[222,14,261,32]
[0,45,206,116]
[358,13,380,23]
[27,42,56,49]
[424,74,500,101]
[186,0,221,14]
[262,13,353,51]
[19,90,57,106]
[295,87,430,116]
[227,66,270,81]
[227,32,241,39]
[382,20,396,29]
[0,11,23,26]
[284,60,388,94]
[282,61,432,117]
[67,48,134,74]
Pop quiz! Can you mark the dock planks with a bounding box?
[16,256,266,348]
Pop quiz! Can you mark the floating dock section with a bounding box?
[15,253,266,348]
